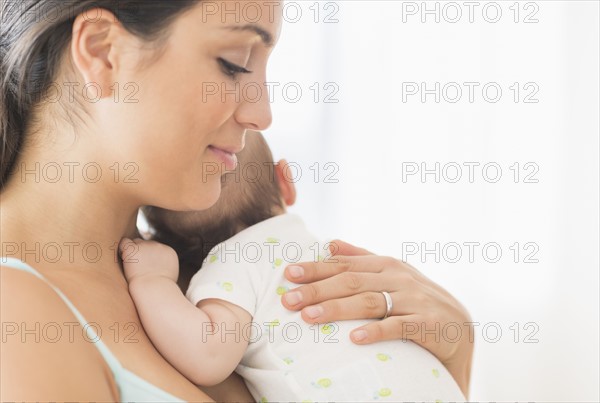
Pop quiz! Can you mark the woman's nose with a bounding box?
[234,81,273,131]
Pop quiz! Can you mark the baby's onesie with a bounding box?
[186,213,466,402]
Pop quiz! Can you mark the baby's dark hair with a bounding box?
[143,131,284,290]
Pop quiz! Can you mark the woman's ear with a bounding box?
[70,8,124,97]
[274,159,297,207]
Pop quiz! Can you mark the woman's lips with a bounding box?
[208,145,238,171]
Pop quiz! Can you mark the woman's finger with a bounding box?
[296,291,417,324]
[282,271,383,309]
[328,239,373,256]
[349,314,473,371]
[284,254,398,284]
[348,314,425,345]
[283,257,347,284]
[282,267,417,310]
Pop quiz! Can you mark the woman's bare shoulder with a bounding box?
[0,265,118,401]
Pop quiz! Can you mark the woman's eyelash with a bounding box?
[217,58,252,78]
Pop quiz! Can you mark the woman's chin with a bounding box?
[179,183,222,211]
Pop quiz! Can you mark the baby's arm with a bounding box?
[119,238,251,386]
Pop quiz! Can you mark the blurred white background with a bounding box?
[262,1,599,401]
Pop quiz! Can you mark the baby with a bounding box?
[121,133,466,402]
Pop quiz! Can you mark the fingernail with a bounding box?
[284,291,302,305]
[288,265,304,279]
[304,305,323,319]
[351,329,368,342]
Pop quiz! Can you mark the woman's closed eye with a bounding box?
[217,57,252,79]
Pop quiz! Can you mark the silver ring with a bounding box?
[381,291,393,320]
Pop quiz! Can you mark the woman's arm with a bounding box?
[120,238,251,387]
[0,266,118,401]
[280,239,474,398]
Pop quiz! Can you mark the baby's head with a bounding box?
[144,131,296,288]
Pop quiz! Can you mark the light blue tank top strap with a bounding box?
[1,257,185,402]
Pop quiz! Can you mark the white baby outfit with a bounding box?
[186,213,466,402]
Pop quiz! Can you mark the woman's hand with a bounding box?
[280,239,474,398]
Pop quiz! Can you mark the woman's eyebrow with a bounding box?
[222,24,274,47]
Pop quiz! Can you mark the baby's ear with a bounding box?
[274,159,297,207]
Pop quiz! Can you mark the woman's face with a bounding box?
[93,1,282,210]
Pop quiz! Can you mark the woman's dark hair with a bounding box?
[0,0,197,188]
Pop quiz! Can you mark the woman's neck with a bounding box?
[1,160,140,279]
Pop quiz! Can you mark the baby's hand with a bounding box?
[119,238,179,283]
